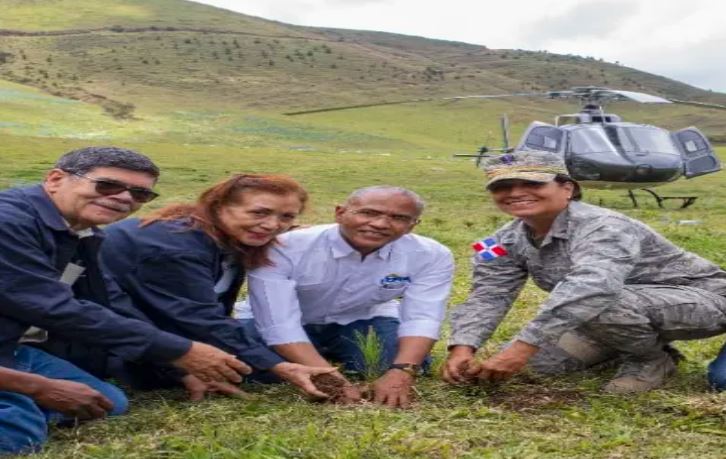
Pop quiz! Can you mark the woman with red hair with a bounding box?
[100,174,334,399]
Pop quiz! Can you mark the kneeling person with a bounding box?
[443,151,726,393]
[0,147,249,455]
[247,186,455,407]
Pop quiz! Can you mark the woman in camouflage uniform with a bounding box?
[443,151,726,393]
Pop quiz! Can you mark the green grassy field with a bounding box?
[2,121,726,458]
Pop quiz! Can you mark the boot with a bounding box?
[663,343,686,364]
[603,352,676,394]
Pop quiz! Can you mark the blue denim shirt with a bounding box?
[100,218,284,370]
[0,185,192,368]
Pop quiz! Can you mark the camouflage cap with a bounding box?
[481,150,570,189]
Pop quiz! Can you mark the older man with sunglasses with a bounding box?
[0,147,251,455]
[245,186,454,408]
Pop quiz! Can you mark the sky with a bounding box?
[192,0,726,93]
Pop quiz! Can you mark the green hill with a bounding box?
[0,0,303,34]
[1,0,725,145]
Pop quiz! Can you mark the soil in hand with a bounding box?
[310,373,351,404]
[457,360,478,383]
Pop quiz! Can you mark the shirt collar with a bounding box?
[24,185,102,238]
[24,185,72,232]
[69,226,95,238]
[329,225,394,260]
[540,204,571,246]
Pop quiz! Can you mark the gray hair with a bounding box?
[345,186,426,216]
[54,146,160,178]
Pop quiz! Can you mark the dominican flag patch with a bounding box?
[472,238,508,261]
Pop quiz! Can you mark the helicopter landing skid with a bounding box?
[627,189,698,209]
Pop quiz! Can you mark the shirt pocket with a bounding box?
[295,282,327,306]
[296,282,326,293]
[372,285,408,303]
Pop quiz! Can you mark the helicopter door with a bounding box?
[517,122,564,153]
[672,127,721,178]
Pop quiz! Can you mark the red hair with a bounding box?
[142,174,307,268]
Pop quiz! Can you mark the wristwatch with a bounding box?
[388,363,421,377]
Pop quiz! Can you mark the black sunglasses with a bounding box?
[70,172,159,203]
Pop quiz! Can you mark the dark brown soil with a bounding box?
[457,360,478,383]
[485,375,583,412]
[487,386,583,411]
[310,373,351,403]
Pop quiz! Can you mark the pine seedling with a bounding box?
[353,326,385,381]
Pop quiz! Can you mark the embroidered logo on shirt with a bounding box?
[472,238,508,261]
[380,274,411,289]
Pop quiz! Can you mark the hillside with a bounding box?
[1,0,725,143]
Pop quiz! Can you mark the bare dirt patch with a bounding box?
[484,375,584,412]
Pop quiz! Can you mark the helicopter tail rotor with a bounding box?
[501,114,511,152]
[669,99,726,111]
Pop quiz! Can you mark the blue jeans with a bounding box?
[304,316,401,376]
[241,316,403,383]
[0,346,128,455]
[707,340,726,390]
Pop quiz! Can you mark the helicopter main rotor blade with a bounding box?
[283,86,726,116]
[595,90,672,104]
[284,98,438,115]
[283,92,544,116]
[669,99,726,110]
[445,92,544,100]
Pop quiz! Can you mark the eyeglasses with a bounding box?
[350,208,419,225]
[70,172,159,203]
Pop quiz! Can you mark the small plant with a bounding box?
[353,326,385,381]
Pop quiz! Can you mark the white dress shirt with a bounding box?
[248,224,455,346]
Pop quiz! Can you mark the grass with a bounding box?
[0,0,296,34]
[2,131,725,458]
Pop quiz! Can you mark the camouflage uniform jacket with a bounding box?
[449,201,726,349]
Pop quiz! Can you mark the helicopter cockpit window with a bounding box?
[570,126,679,155]
[625,127,679,154]
[570,127,620,154]
[524,126,562,152]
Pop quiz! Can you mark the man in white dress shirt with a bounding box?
[248,186,454,407]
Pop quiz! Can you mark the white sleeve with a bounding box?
[397,246,454,339]
[247,247,310,345]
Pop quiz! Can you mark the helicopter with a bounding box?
[284,86,726,208]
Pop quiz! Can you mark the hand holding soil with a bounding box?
[271,362,338,399]
[442,346,479,384]
[457,359,483,383]
[476,343,538,382]
[310,372,363,404]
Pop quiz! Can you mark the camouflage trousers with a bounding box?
[527,284,726,374]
